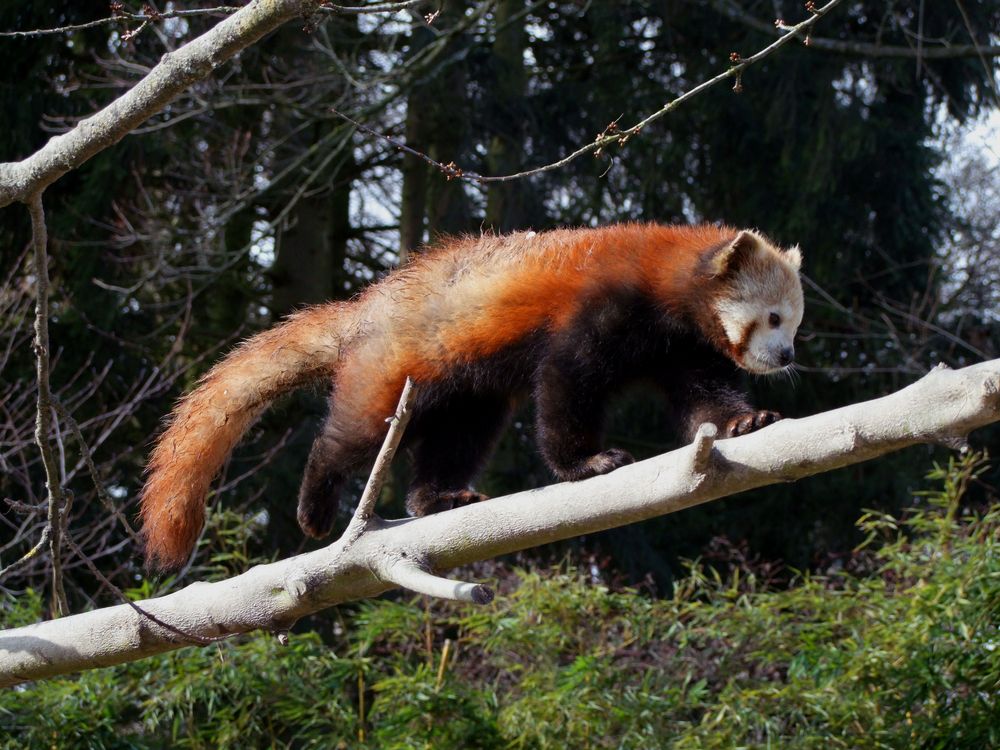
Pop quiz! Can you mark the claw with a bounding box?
[726,410,782,437]
[407,488,489,516]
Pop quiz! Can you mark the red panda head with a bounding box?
[707,230,803,374]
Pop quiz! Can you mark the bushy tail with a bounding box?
[141,302,355,570]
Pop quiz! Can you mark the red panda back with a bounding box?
[332,224,737,426]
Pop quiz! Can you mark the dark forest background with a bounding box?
[1,1,999,605]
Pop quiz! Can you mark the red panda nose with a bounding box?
[778,347,794,366]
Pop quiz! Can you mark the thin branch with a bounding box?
[0,7,242,38]
[322,0,427,15]
[332,0,846,184]
[380,558,495,604]
[0,526,50,580]
[952,0,1000,105]
[0,2,427,38]
[877,297,991,362]
[0,0,323,208]
[28,192,69,618]
[712,0,1000,59]
[52,400,143,546]
[350,377,416,526]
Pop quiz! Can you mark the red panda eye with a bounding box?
[768,312,780,328]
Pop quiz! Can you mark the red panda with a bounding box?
[141,223,803,570]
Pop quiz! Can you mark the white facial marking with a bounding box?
[715,298,758,345]
[713,249,804,374]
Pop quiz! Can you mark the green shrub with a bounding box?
[3,453,998,748]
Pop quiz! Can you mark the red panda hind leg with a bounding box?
[405,390,511,516]
[297,421,376,538]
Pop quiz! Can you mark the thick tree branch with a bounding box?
[0,0,324,208]
[3,359,1000,687]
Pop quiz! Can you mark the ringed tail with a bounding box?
[140,302,354,570]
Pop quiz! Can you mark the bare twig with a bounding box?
[952,0,1000,105]
[0,526,51,580]
[52,401,143,546]
[0,0,323,208]
[322,0,427,15]
[343,377,416,540]
[28,192,68,617]
[712,0,1000,60]
[332,0,846,184]
[0,2,427,38]
[0,7,241,38]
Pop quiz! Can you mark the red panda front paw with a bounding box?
[725,410,781,437]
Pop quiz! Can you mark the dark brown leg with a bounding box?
[533,296,639,481]
[662,365,780,441]
[297,413,376,539]
[405,392,511,516]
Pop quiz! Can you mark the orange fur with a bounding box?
[141,304,356,569]
[141,223,769,569]
[337,224,735,422]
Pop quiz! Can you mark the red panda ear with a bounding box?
[784,244,802,270]
[708,230,759,276]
